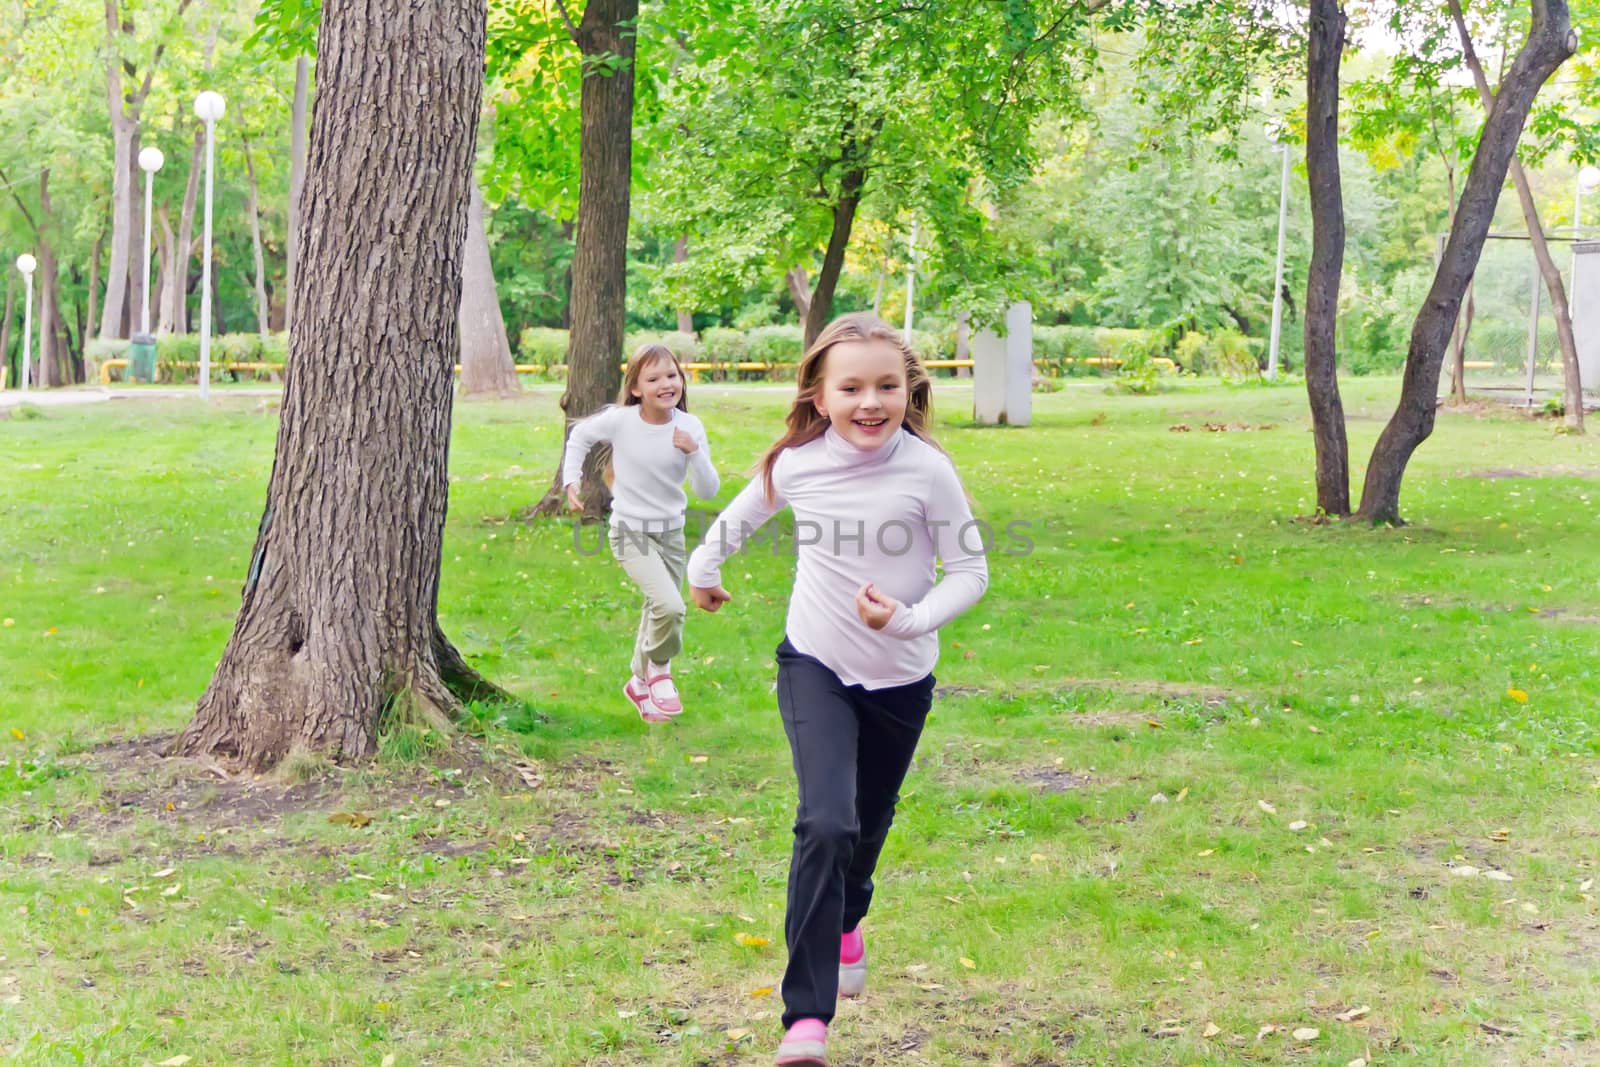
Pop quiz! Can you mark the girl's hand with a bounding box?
[672,428,698,455]
[565,483,583,512]
[855,582,901,631]
[690,584,732,612]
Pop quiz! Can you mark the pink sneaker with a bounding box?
[774,1018,827,1066]
[623,676,670,724]
[839,925,866,997]
[645,664,683,715]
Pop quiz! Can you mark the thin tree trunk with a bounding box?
[802,164,867,349]
[243,137,271,338]
[287,54,309,335]
[459,179,519,396]
[36,169,63,387]
[786,266,812,323]
[533,0,638,521]
[100,1,134,341]
[1,273,14,387]
[156,203,177,334]
[1303,0,1351,516]
[1358,0,1576,524]
[1450,281,1475,403]
[172,127,204,334]
[559,219,575,329]
[88,234,102,343]
[872,268,885,316]
[1448,0,1582,432]
[212,270,227,336]
[169,0,503,772]
[955,310,971,378]
[126,126,144,340]
[673,235,692,333]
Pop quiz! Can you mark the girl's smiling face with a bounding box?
[631,356,683,420]
[813,339,908,450]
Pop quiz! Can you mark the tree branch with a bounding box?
[552,0,579,42]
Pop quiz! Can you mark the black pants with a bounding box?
[774,637,935,1027]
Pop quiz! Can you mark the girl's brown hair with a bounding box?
[618,343,690,412]
[757,312,941,502]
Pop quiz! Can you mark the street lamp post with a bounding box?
[194,91,226,400]
[15,254,35,393]
[1570,164,1600,318]
[137,146,165,336]
[1267,124,1291,381]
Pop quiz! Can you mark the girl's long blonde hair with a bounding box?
[758,312,941,502]
[618,343,690,412]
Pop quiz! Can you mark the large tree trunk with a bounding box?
[802,165,866,349]
[1357,0,1575,524]
[1303,0,1351,517]
[169,0,505,771]
[1448,0,1581,432]
[532,0,638,521]
[243,137,271,337]
[287,54,310,335]
[458,179,519,396]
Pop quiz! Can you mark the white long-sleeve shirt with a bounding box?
[561,406,720,532]
[687,427,988,689]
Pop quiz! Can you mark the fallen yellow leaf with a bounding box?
[1507,688,1529,703]
[959,957,976,969]
[734,932,770,947]
[725,1028,753,1041]
[8,728,22,741]
[157,1057,192,1067]
[750,986,774,998]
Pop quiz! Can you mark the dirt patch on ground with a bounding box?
[38,732,535,837]
[1014,767,1095,793]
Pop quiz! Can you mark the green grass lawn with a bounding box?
[3,377,1599,1065]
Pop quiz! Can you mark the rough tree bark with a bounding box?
[1303,0,1352,516]
[458,179,520,396]
[1357,0,1575,524]
[287,54,310,335]
[1449,0,1582,432]
[530,0,638,521]
[168,0,506,771]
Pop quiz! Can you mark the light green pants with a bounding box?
[608,525,688,680]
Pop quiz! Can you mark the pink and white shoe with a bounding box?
[645,664,683,716]
[839,925,867,997]
[623,676,670,724]
[774,1018,827,1066]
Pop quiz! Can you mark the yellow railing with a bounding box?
[101,354,1184,385]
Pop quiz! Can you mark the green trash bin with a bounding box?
[128,333,157,384]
